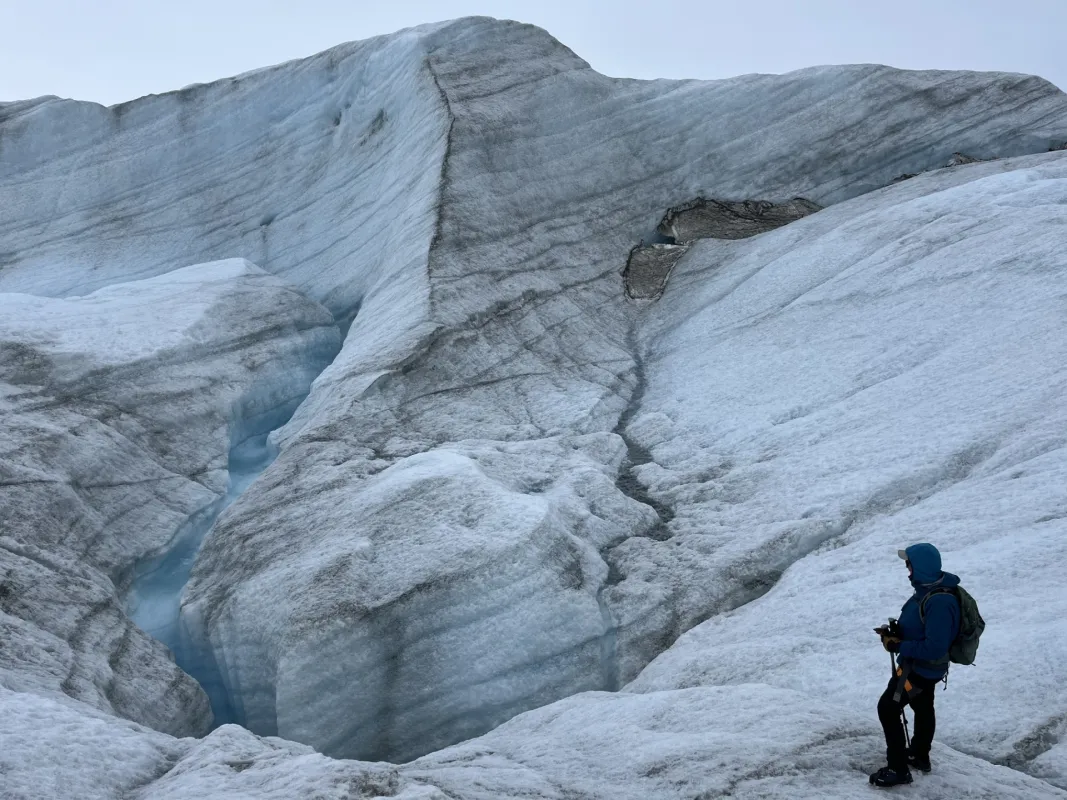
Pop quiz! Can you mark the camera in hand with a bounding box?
[873,617,901,638]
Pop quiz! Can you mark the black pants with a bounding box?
[877,669,938,771]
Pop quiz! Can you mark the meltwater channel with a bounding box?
[124,340,339,726]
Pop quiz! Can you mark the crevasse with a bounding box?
[125,352,339,726]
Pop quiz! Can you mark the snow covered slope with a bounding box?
[3,14,1067,799]
[624,149,1067,782]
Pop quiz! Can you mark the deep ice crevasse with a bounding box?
[124,389,334,726]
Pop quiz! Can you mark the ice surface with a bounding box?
[405,685,1067,800]
[180,436,652,760]
[3,14,1067,799]
[622,150,1067,781]
[10,683,1059,800]
[134,722,420,800]
[158,20,1067,761]
[0,685,186,800]
[0,31,449,325]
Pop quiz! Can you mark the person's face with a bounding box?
[906,558,913,578]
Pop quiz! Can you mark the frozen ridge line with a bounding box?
[2,15,1067,798]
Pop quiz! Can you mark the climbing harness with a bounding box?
[892,663,913,703]
[893,663,914,749]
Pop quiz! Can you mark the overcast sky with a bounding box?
[2,0,1064,105]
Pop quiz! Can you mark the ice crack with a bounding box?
[611,324,673,542]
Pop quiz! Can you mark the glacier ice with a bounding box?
[3,14,1067,799]
[170,21,1067,760]
[0,686,186,800]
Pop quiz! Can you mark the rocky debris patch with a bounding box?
[946,151,986,166]
[657,197,822,242]
[625,197,822,300]
[894,151,989,181]
[622,243,691,300]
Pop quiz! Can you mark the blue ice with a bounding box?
[126,396,305,726]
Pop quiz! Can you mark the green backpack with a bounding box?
[919,585,986,665]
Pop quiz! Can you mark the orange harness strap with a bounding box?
[895,667,914,694]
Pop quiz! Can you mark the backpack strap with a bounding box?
[917,587,959,669]
[918,586,957,623]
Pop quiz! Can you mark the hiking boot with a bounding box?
[869,766,913,787]
[906,750,931,773]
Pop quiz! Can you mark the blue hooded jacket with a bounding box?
[895,543,961,680]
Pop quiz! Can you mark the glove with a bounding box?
[881,634,901,653]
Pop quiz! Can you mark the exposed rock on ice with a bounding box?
[0,259,338,736]
[623,243,691,299]
[945,151,986,166]
[657,197,823,242]
[897,150,989,181]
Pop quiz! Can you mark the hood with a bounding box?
[900,542,958,589]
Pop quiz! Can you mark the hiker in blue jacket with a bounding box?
[869,543,961,788]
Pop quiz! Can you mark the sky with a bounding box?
[1,0,1064,105]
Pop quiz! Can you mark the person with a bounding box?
[869,543,961,788]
